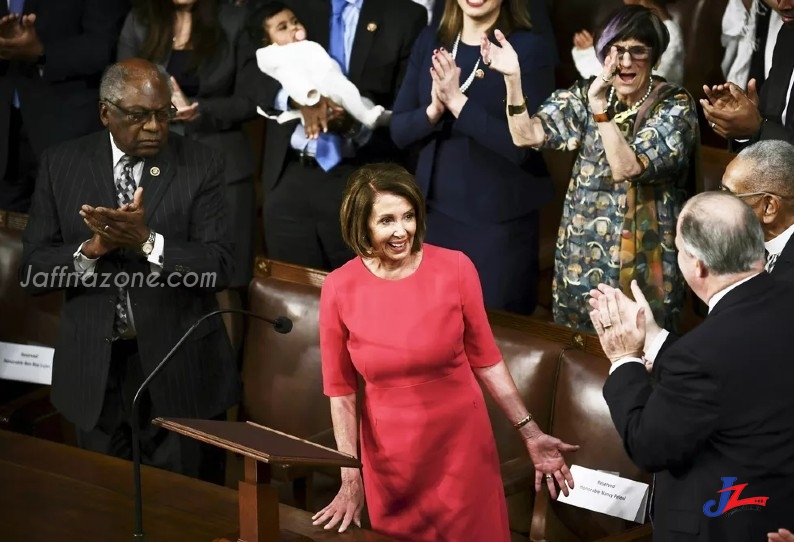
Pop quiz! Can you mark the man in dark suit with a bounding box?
[0,0,130,212]
[254,0,426,270]
[19,59,238,483]
[590,192,794,541]
[703,0,794,145]
[720,140,794,281]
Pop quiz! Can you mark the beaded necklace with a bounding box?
[451,32,481,93]
[607,76,653,116]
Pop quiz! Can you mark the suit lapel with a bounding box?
[766,25,794,116]
[348,0,379,85]
[86,133,117,208]
[140,144,175,223]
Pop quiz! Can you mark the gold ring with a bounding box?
[711,122,716,129]
[104,224,110,232]
[545,474,553,480]
[484,58,492,67]
[602,322,612,329]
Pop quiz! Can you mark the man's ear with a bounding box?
[761,194,780,224]
[99,102,110,128]
[694,258,708,279]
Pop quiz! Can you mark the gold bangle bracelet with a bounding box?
[513,413,533,429]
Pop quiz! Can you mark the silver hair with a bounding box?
[678,192,765,275]
[99,61,171,103]
[736,140,794,196]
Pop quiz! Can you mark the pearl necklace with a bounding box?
[451,32,481,93]
[607,76,653,113]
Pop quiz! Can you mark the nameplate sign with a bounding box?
[557,464,649,523]
[0,342,54,385]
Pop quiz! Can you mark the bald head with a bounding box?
[678,192,765,275]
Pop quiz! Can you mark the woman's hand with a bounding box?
[170,76,200,122]
[426,49,447,124]
[430,48,463,103]
[588,45,619,113]
[480,29,519,78]
[523,433,580,499]
[572,30,594,50]
[311,468,364,533]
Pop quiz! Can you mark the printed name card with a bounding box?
[557,464,649,523]
[0,342,54,385]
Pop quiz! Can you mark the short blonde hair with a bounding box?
[340,163,426,257]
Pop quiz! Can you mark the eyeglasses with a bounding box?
[102,100,178,125]
[614,45,652,61]
[718,184,794,199]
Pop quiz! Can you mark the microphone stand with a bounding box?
[130,308,292,540]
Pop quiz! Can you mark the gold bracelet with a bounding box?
[513,413,533,429]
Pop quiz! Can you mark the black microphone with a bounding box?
[130,308,293,540]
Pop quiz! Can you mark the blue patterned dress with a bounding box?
[534,77,698,331]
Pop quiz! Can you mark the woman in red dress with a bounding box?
[313,163,578,541]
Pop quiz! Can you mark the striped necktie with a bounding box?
[112,155,139,338]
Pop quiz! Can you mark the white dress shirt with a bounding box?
[765,222,794,263]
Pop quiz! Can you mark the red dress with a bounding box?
[320,244,510,542]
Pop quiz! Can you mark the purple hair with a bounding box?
[594,5,669,66]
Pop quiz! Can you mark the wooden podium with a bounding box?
[153,417,361,542]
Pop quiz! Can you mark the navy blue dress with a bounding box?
[391,26,554,314]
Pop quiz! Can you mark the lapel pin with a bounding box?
[366,22,377,32]
[475,68,485,79]
[149,166,160,177]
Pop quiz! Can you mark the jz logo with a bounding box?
[703,477,768,517]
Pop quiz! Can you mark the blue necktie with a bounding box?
[316,0,347,172]
[9,0,25,108]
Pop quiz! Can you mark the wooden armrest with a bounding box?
[592,524,652,542]
[0,386,54,433]
[501,456,535,497]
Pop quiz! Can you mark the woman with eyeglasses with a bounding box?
[482,4,698,332]
[118,0,260,297]
[572,0,684,85]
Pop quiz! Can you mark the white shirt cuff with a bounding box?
[73,241,98,275]
[609,357,645,375]
[147,233,165,276]
[644,330,670,363]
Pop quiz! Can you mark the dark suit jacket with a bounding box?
[117,4,258,183]
[0,0,130,177]
[604,273,794,542]
[20,131,239,431]
[256,0,427,193]
[755,22,794,144]
[390,27,554,222]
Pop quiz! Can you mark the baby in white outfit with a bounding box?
[256,3,387,128]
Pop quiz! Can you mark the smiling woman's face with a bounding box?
[456,0,502,22]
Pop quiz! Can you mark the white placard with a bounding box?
[557,464,649,523]
[0,341,54,385]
